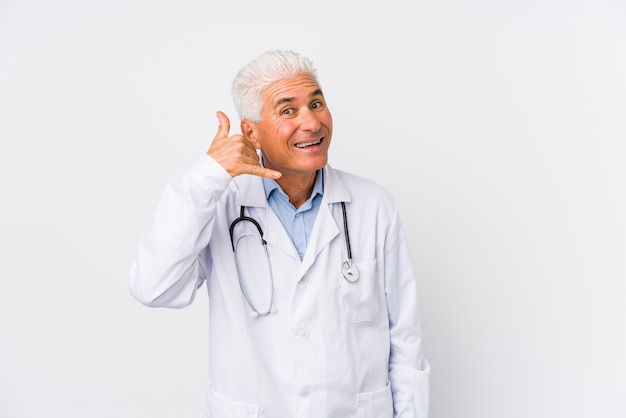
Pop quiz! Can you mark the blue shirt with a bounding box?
[262,170,324,261]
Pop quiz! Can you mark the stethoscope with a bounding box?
[229,202,358,317]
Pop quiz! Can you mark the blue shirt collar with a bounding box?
[262,169,324,205]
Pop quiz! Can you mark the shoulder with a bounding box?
[326,165,398,216]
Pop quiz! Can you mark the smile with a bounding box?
[295,138,323,148]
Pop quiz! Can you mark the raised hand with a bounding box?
[207,111,281,179]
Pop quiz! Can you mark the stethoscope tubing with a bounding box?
[229,201,357,316]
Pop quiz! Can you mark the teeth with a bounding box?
[295,139,322,148]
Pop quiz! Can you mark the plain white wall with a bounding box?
[1,0,624,417]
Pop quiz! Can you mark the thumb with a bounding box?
[215,111,231,138]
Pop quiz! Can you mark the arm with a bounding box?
[128,155,232,308]
[385,208,431,417]
[128,111,280,308]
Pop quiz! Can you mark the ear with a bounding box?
[241,120,261,149]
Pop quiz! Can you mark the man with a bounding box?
[129,49,430,417]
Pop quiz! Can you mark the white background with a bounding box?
[1,0,625,417]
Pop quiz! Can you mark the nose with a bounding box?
[298,108,322,131]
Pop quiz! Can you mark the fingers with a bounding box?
[234,148,282,179]
[208,111,282,180]
[250,165,282,180]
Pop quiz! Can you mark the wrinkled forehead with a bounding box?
[262,74,323,109]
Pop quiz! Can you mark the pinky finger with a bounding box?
[247,164,282,179]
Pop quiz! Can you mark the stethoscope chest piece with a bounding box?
[342,261,359,282]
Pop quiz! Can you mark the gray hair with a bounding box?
[231,50,320,122]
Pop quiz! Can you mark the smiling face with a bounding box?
[242,74,333,181]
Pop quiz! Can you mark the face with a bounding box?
[244,74,333,179]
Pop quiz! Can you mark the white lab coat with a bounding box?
[129,154,430,418]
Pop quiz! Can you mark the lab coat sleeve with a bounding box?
[385,207,430,417]
[129,154,233,308]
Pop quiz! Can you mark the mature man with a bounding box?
[129,49,430,417]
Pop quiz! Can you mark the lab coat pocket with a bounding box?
[340,260,379,323]
[356,382,394,418]
[207,384,260,418]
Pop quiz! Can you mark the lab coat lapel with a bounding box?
[234,174,298,258]
[233,165,352,268]
[299,200,339,273]
[300,165,351,273]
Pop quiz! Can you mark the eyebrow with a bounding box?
[273,89,325,110]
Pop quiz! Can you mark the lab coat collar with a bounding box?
[233,164,351,208]
[232,165,351,267]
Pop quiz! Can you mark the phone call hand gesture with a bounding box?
[207,111,282,179]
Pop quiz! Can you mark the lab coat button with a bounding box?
[298,387,311,397]
[297,329,309,339]
[299,276,306,284]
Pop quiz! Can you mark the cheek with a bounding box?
[274,123,297,143]
[321,112,333,132]
[256,124,279,147]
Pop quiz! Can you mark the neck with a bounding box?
[277,171,318,209]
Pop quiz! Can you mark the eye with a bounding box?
[281,108,293,115]
[311,101,323,110]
